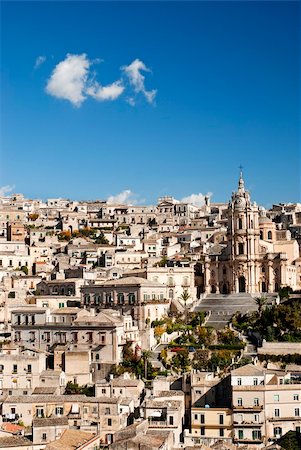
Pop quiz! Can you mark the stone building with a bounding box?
[203,172,300,294]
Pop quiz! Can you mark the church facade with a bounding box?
[203,173,299,294]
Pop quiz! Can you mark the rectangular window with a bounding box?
[252,430,261,440]
[13,365,17,374]
[254,414,259,423]
[294,394,299,401]
[219,428,224,437]
[194,414,198,420]
[274,394,279,402]
[55,407,63,416]
[237,398,243,406]
[254,398,259,406]
[169,416,174,425]
[219,414,224,425]
[108,418,112,426]
[36,407,44,418]
[237,378,242,385]
[253,378,258,385]
[42,433,47,441]
[200,414,205,424]
[238,430,244,440]
[295,408,300,417]
[27,364,32,373]
[200,427,205,436]
[275,409,280,417]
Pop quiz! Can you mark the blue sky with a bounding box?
[1,1,300,206]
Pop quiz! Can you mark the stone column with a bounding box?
[279,253,287,287]
[204,259,211,294]
[267,258,274,293]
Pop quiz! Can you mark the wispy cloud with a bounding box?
[0,185,15,197]
[122,59,157,104]
[107,190,139,205]
[86,80,124,101]
[34,55,46,69]
[181,192,212,207]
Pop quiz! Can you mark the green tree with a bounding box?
[20,265,28,275]
[193,349,210,371]
[255,295,267,315]
[158,256,168,267]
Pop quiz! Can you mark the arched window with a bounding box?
[84,294,90,306]
[169,289,174,299]
[168,277,174,286]
[94,294,101,305]
[117,293,124,305]
[238,243,244,255]
[268,231,272,240]
[128,293,135,305]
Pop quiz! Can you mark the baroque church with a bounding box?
[203,172,299,295]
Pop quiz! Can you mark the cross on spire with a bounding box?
[239,164,243,178]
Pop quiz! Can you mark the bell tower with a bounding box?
[227,170,260,293]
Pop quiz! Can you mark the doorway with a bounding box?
[238,276,246,293]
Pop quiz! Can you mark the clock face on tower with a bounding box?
[235,196,246,209]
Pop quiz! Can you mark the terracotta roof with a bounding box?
[33,386,58,395]
[45,429,96,450]
[33,416,69,427]
[231,364,265,377]
[0,436,32,447]
[1,422,25,433]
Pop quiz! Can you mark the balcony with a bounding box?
[234,437,263,444]
[234,421,263,427]
[269,416,301,422]
[233,405,263,412]
[68,412,81,419]
[148,419,168,427]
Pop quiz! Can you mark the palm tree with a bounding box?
[179,289,191,324]
[255,296,267,315]
[179,289,191,308]
[141,350,153,379]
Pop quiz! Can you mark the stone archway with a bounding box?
[222,283,229,295]
[238,276,246,293]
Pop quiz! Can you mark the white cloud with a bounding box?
[181,192,212,207]
[34,55,46,69]
[46,53,91,107]
[86,80,124,101]
[0,185,15,197]
[107,190,138,205]
[46,54,156,107]
[122,59,157,104]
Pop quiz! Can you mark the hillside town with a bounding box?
[0,173,300,450]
